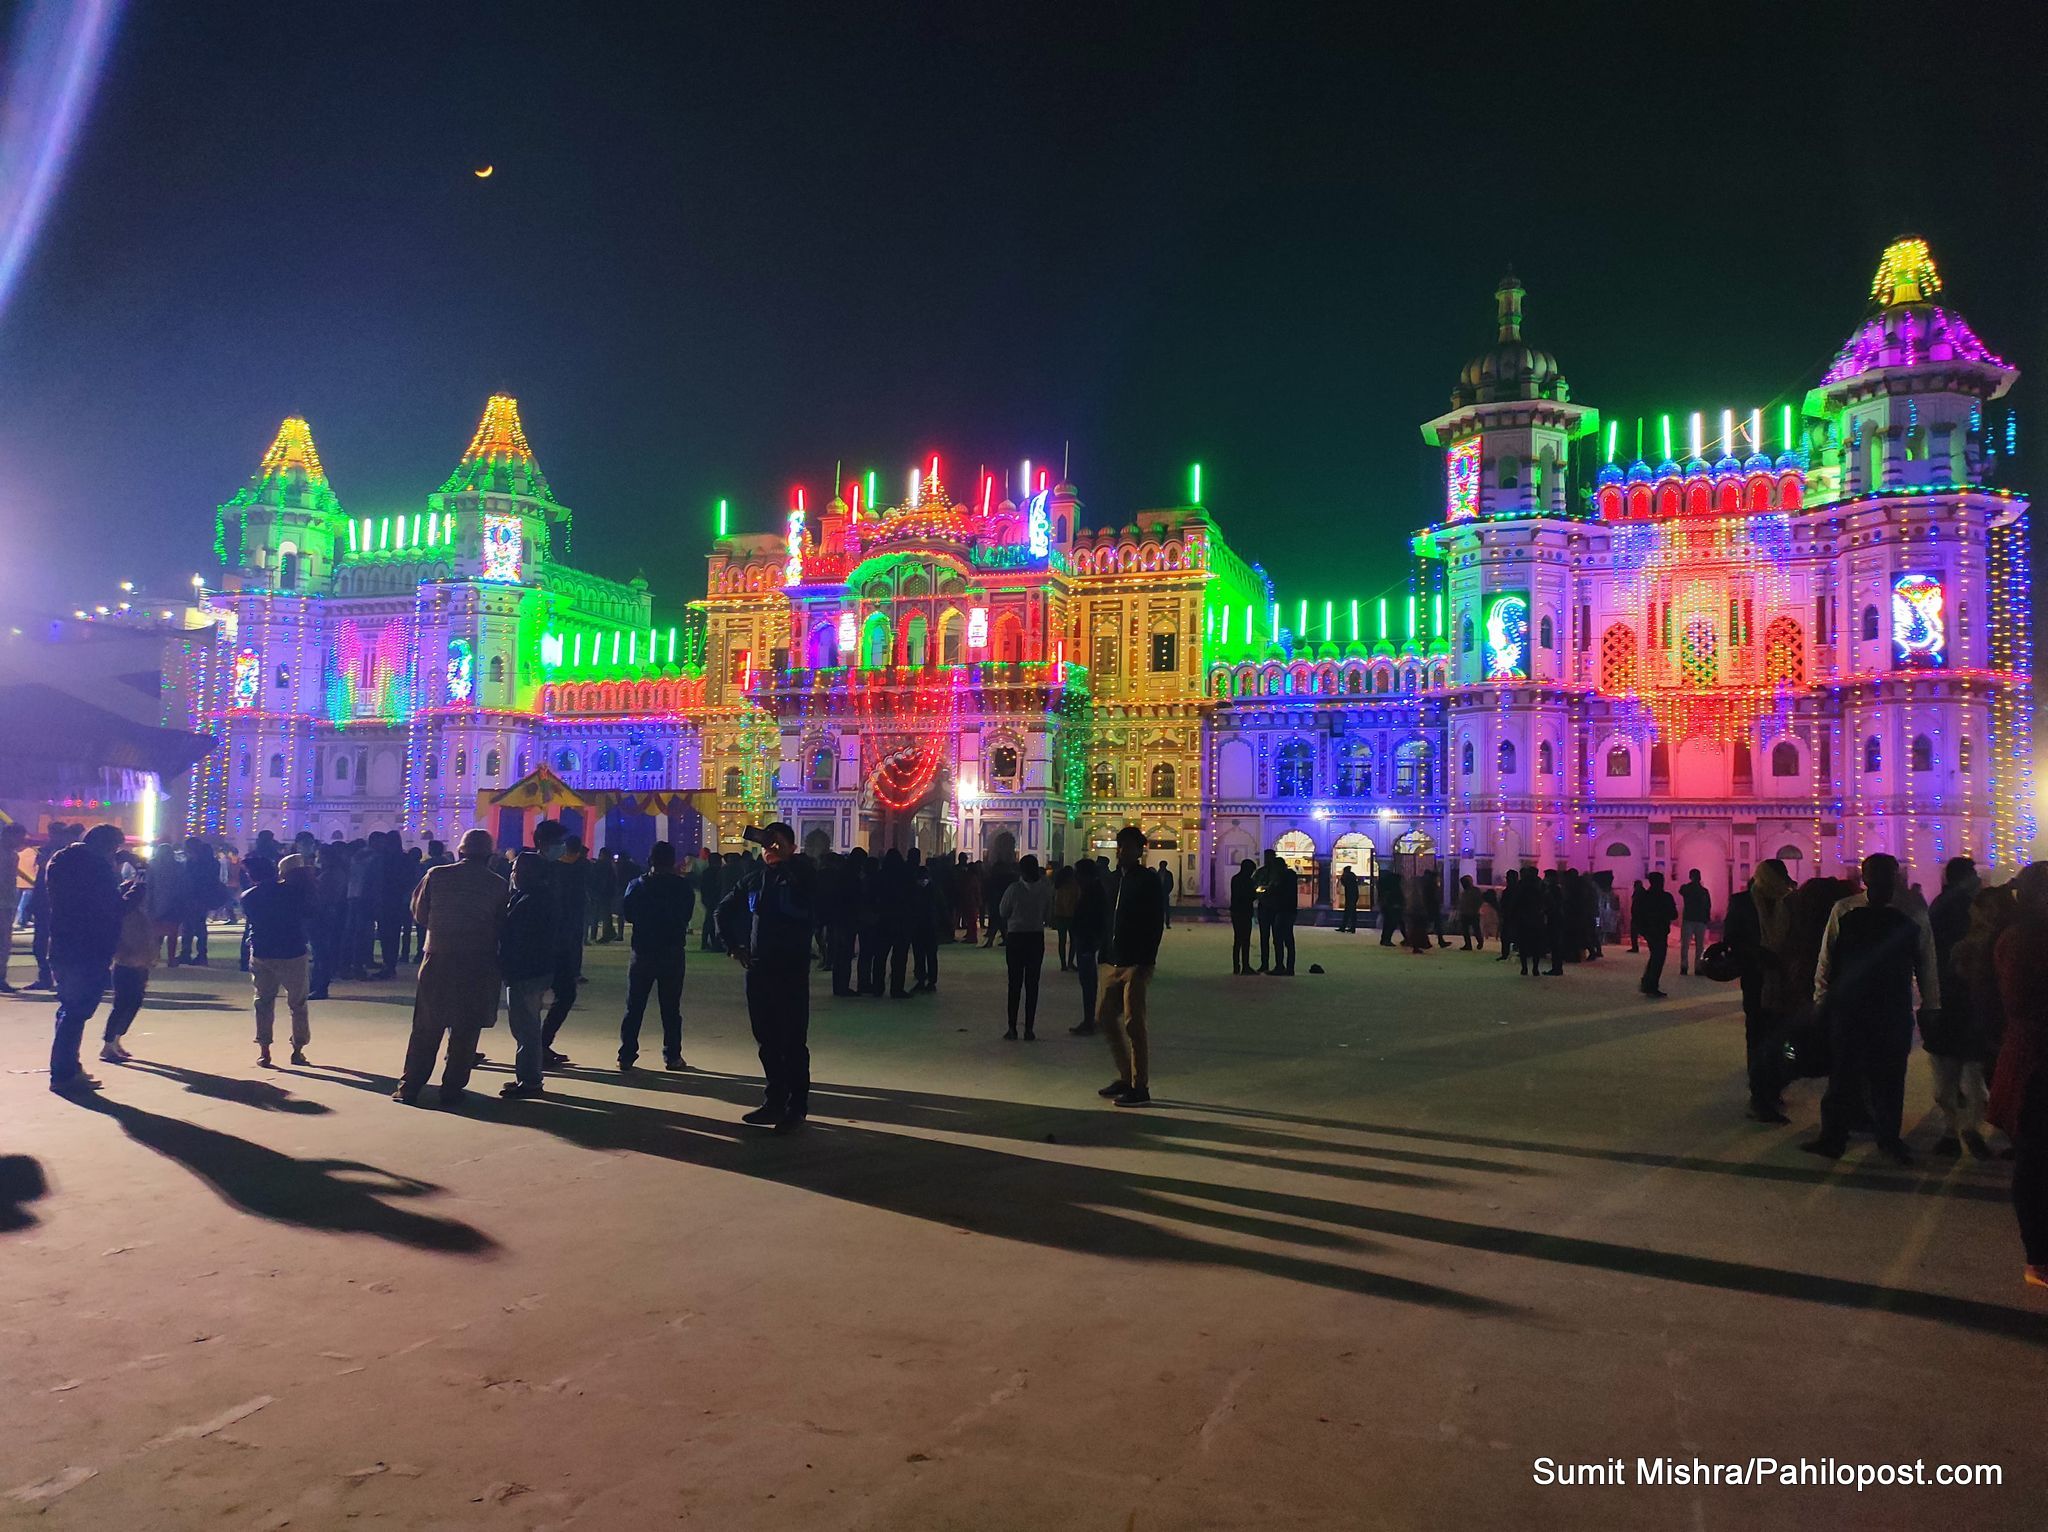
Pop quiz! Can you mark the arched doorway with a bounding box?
[1275,829,1319,904]
[1332,832,1377,909]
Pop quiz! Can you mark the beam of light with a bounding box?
[1688,411,1703,461]
[1189,462,1202,503]
[0,0,125,328]
[1604,420,1618,463]
[1749,408,1763,454]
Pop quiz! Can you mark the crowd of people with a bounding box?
[5,817,1174,1127]
[7,814,2047,1287]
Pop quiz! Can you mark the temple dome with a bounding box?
[1451,274,1570,407]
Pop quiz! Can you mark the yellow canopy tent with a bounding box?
[474,763,590,821]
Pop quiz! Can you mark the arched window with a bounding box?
[904,614,929,667]
[593,745,621,773]
[1864,736,1882,772]
[990,744,1021,786]
[455,749,468,775]
[268,752,285,779]
[335,754,350,781]
[1395,739,1430,796]
[1538,615,1555,650]
[1771,740,1800,777]
[1373,667,1392,694]
[555,747,580,773]
[1861,605,1880,642]
[1763,617,1806,687]
[1959,736,1974,775]
[808,746,834,790]
[723,766,744,798]
[1150,762,1176,799]
[1337,740,1373,795]
[1460,616,1474,654]
[861,613,892,670]
[485,749,501,777]
[424,755,438,780]
[1911,735,1934,772]
[637,747,663,772]
[1497,739,1517,775]
[939,610,963,665]
[1599,625,1638,694]
[993,613,1025,664]
[1538,739,1555,775]
[488,655,505,684]
[1275,740,1314,798]
[1343,668,1362,695]
[1090,760,1116,796]
[278,550,300,590]
[1605,744,1631,777]
[238,752,251,779]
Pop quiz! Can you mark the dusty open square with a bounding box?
[3,921,2039,1531]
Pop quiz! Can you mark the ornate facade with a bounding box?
[191,239,2032,912]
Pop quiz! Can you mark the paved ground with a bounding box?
[1,920,2041,1531]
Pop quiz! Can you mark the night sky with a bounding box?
[2,2,2042,618]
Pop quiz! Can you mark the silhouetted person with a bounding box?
[396,829,505,1108]
[1377,864,1405,947]
[618,841,695,1072]
[1000,855,1054,1039]
[1991,862,2048,1287]
[1723,859,1795,1123]
[534,822,587,1065]
[1804,852,1939,1165]
[1495,868,1519,963]
[909,848,940,992]
[825,848,861,996]
[1096,826,1166,1106]
[717,822,815,1132]
[499,852,556,1098]
[1636,872,1677,997]
[1678,868,1712,976]
[1337,866,1361,933]
[1229,858,1257,974]
[1455,874,1484,950]
[46,824,132,1095]
[241,852,316,1067]
[1157,860,1175,929]
[1069,857,1107,1035]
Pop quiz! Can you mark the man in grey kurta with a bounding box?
[396,830,506,1107]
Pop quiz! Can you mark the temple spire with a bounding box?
[1495,271,1525,342]
[439,393,555,501]
[229,416,343,515]
[1870,235,1942,308]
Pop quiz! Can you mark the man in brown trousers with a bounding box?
[395,828,506,1108]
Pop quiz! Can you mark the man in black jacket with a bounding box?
[1228,858,1257,974]
[1635,871,1679,998]
[617,841,696,1072]
[1804,852,1939,1165]
[1096,825,1166,1107]
[47,824,134,1094]
[717,825,815,1132]
[533,822,588,1065]
[1260,851,1299,976]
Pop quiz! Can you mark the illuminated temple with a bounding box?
[189,239,2034,912]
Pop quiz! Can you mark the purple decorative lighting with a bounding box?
[1821,304,2010,385]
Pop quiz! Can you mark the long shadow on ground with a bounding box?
[298,1064,2048,1341]
[296,1064,1500,1315]
[72,1093,496,1255]
[1165,1101,2016,1205]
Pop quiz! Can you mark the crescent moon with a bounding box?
[474,165,494,179]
